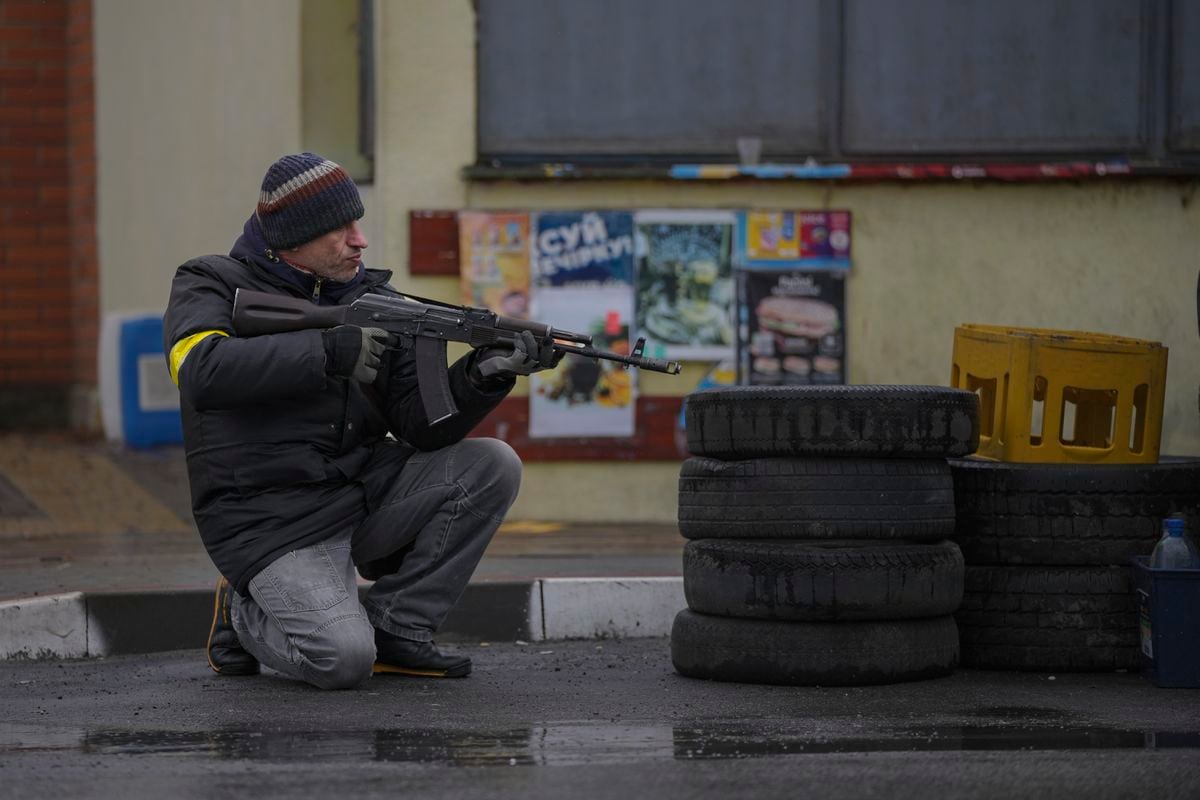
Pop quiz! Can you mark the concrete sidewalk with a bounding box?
[0,433,685,658]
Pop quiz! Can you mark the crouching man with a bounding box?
[164,153,553,689]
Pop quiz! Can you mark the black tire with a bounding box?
[684,385,979,459]
[671,610,959,686]
[956,565,1138,672]
[683,539,964,621]
[951,456,1200,566]
[678,457,955,540]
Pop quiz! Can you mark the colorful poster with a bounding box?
[737,269,847,386]
[634,210,736,360]
[532,211,634,287]
[458,211,531,318]
[529,286,636,438]
[743,211,801,260]
[736,210,852,269]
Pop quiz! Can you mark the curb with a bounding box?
[0,577,684,660]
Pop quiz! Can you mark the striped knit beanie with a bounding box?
[255,152,364,250]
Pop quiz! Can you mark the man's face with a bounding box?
[282,220,368,282]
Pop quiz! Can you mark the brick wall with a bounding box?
[66,0,96,388]
[0,0,97,429]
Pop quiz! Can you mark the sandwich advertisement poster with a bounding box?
[737,269,846,386]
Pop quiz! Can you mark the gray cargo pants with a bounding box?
[230,438,521,689]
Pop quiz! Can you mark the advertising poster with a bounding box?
[737,270,847,386]
[458,211,532,318]
[529,286,636,438]
[634,210,736,360]
[736,210,852,269]
[532,211,634,287]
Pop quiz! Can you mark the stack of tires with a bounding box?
[951,457,1200,671]
[671,385,980,686]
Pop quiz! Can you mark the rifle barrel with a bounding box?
[558,342,681,374]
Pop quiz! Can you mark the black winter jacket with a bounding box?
[163,234,513,594]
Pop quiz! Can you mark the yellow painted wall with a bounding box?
[93,1,1200,523]
[94,0,304,317]
[300,0,371,182]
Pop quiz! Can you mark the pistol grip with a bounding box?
[413,336,458,424]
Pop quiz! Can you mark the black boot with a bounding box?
[206,577,260,676]
[373,628,471,678]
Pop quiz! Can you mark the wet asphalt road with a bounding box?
[3,638,1200,800]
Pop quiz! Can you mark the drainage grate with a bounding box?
[0,473,44,518]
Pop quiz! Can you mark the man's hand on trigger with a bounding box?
[472,330,562,383]
[322,325,395,383]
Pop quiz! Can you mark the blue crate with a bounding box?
[99,313,182,449]
[1132,556,1200,688]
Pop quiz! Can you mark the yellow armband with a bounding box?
[168,330,229,386]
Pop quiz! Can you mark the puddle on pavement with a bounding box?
[671,726,1200,759]
[3,723,1199,765]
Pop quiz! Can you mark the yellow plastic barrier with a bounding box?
[950,325,1167,464]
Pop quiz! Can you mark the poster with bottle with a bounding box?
[458,211,532,318]
[737,269,847,386]
[736,210,852,269]
[634,210,736,361]
[532,211,634,287]
[529,286,636,438]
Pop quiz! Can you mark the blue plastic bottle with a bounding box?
[1149,514,1200,569]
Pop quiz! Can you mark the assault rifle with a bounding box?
[231,288,681,424]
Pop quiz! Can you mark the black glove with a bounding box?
[470,330,561,385]
[322,325,393,383]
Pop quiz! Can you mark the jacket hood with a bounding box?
[230,215,374,305]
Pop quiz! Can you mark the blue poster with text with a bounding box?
[532,211,634,287]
